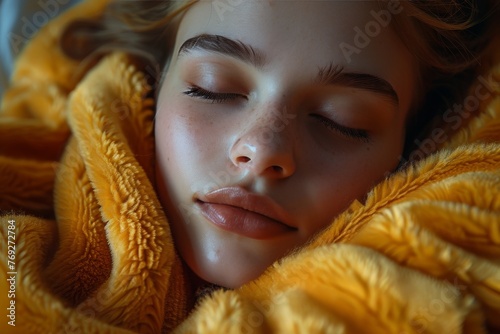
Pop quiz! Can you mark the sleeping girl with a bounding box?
[1,0,499,333]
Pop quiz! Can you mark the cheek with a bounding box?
[156,102,211,172]
[155,107,200,210]
[300,130,404,234]
[155,94,236,201]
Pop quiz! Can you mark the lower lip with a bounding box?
[197,202,294,239]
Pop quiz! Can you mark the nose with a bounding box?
[229,112,296,178]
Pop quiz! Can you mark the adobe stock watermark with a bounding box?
[340,0,403,64]
[61,280,124,334]
[9,0,75,54]
[178,105,296,224]
[241,294,287,333]
[211,0,244,22]
[403,277,468,334]
[398,72,498,165]
[5,219,17,328]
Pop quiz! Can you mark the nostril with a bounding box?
[237,156,251,163]
[272,166,283,173]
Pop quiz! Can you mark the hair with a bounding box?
[61,0,498,156]
[61,1,196,85]
[390,0,498,155]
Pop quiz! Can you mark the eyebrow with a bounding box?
[178,34,265,68]
[178,34,399,105]
[317,64,399,105]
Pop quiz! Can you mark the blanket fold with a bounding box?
[0,0,499,333]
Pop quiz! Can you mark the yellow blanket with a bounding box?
[1,1,499,333]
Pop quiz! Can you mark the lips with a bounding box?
[195,187,296,239]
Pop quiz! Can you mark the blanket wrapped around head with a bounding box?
[0,0,499,333]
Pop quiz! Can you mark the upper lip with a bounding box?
[196,187,296,229]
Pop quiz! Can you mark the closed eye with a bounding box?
[183,86,247,103]
[311,114,370,143]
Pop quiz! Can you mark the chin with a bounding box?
[186,255,267,289]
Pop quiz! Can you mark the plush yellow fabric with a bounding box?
[0,1,499,333]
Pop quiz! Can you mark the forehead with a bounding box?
[177,0,407,67]
[177,1,400,54]
[178,1,382,54]
[174,0,417,112]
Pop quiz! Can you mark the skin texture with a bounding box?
[155,0,418,288]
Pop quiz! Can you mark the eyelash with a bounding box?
[183,86,369,143]
[311,114,370,143]
[183,86,245,103]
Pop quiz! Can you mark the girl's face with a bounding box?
[155,0,417,288]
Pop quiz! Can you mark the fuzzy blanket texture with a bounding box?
[0,1,499,333]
